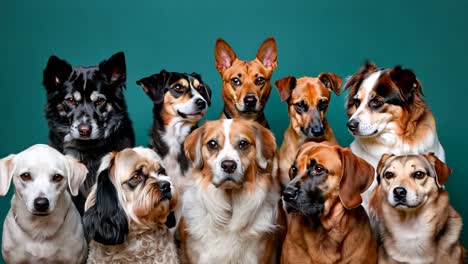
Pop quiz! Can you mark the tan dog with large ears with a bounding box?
[275,73,342,186]
[215,37,277,128]
[281,142,377,264]
[370,153,465,264]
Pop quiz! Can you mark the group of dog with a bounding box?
[0,37,465,263]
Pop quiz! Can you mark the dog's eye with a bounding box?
[174,84,185,93]
[94,98,106,106]
[313,165,327,175]
[369,98,384,109]
[207,140,219,150]
[65,98,77,105]
[318,99,329,111]
[52,174,64,182]
[255,77,265,86]
[238,139,250,150]
[384,171,395,179]
[294,101,307,113]
[413,171,426,179]
[157,167,167,176]
[352,98,360,107]
[20,173,32,181]
[289,165,298,179]
[231,77,241,87]
[128,173,145,188]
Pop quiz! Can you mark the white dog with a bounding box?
[0,144,88,264]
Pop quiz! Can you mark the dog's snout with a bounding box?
[283,187,298,202]
[158,180,171,193]
[346,119,359,132]
[221,160,237,174]
[243,94,257,108]
[78,124,92,137]
[195,99,207,110]
[33,197,50,212]
[393,187,407,200]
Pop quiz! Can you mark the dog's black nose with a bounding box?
[243,94,257,108]
[78,124,92,137]
[283,187,298,202]
[195,99,207,110]
[34,197,49,212]
[221,160,237,174]
[158,180,171,193]
[393,187,407,200]
[346,119,359,132]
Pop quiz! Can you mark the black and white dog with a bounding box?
[136,70,211,179]
[43,52,135,212]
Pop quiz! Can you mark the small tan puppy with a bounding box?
[370,153,465,263]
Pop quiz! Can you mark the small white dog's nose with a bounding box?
[33,197,50,212]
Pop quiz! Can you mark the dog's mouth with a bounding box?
[177,110,206,119]
[213,178,243,190]
[351,129,379,137]
[393,202,420,209]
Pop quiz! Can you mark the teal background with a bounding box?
[1,0,467,261]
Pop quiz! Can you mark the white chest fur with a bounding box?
[161,117,194,178]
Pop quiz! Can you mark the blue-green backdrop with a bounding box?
[1,0,467,262]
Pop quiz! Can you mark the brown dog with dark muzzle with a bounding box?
[215,37,277,128]
[275,73,342,185]
[281,142,377,264]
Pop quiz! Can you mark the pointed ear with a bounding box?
[83,155,128,245]
[184,126,204,169]
[389,66,422,103]
[136,70,171,104]
[344,61,377,91]
[318,72,343,95]
[215,38,238,73]
[43,55,73,92]
[337,147,375,210]
[254,122,277,170]
[376,153,394,184]
[275,76,296,102]
[99,51,126,84]
[425,152,451,187]
[0,155,15,196]
[65,156,88,196]
[256,37,277,70]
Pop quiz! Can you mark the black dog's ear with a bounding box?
[136,70,171,104]
[83,167,128,245]
[99,52,126,84]
[389,66,422,104]
[43,55,73,92]
[191,72,212,106]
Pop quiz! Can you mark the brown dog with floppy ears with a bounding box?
[215,37,277,128]
[275,73,342,186]
[281,142,377,264]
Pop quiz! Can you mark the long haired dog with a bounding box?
[215,37,277,128]
[1,144,88,264]
[275,73,342,186]
[370,153,465,263]
[136,70,211,179]
[180,119,281,264]
[281,142,377,264]
[344,62,445,210]
[43,52,135,212]
[83,147,179,263]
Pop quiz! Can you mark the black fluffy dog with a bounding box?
[43,52,135,213]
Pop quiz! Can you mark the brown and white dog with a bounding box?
[281,142,377,264]
[83,147,179,264]
[344,62,445,210]
[215,37,277,128]
[275,73,342,185]
[370,153,465,264]
[180,119,281,263]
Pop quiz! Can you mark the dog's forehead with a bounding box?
[292,77,330,102]
[385,155,432,174]
[14,144,67,172]
[224,59,269,78]
[296,145,340,171]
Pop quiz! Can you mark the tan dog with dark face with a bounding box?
[275,73,342,185]
[369,153,465,264]
[215,37,277,127]
[83,147,179,264]
[281,142,377,264]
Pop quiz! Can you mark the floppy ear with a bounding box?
[83,155,128,245]
[425,152,451,187]
[274,76,296,102]
[318,72,343,95]
[254,123,277,170]
[191,72,212,106]
[99,51,126,84]
[0,155,15,196]
[65,156,88,196]
[256,37,277,70]
[376,153,395,184]
[43,55,73,92]
[136,70,171,104]
[389,66,422,103]
[338,148,375,210]
[215,38,238,73]
[344,61,377,91]
[184,126,204,169]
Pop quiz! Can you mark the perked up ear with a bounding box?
[389,65,422,104]
[344,61,377,91]
[337,147,375,210]
[99,51,126,84]
[254,122,277,170]
[318,72,343,96]
[83,156,128,245]
[425,152,451,187]
[215,38,238,73]
[376,153,395,184]
[0,155,15,196]
[65,156,88,196]
[256,37,277,70]
[184,126,204,169]
[43,55,73,91]
[274,76,296,102]
[136,70,170,105]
